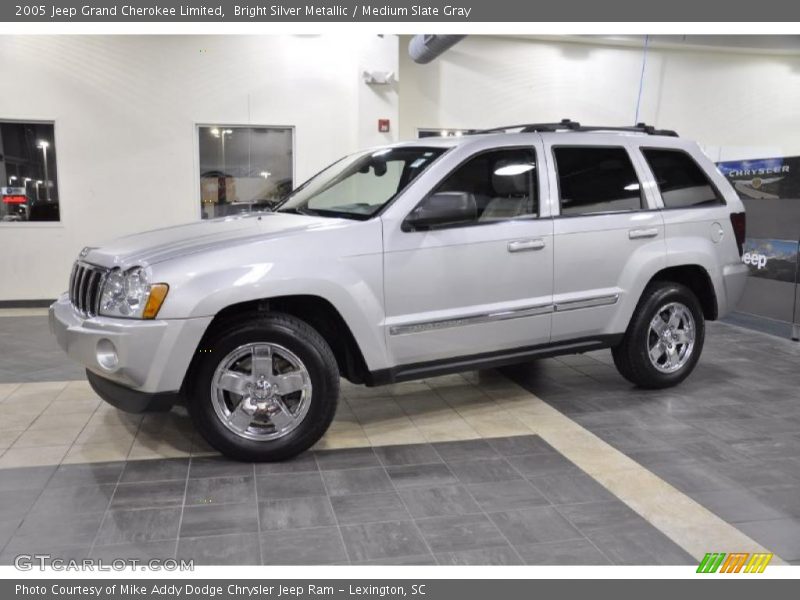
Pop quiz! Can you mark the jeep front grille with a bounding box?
[68,262,108,317]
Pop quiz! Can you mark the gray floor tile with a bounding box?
[556,501,649,534]
[185,475,255,507]
[90,540,176,561]
[374,444,442,467]
[258,496,336,530]
[585,524,696,565]
[506,452,579,478]
[260,527,347,565]
[446,457,522,484]
[111,480,186,510]
[178,533,260,565]
[341,520,428,562]
[516,539,611,565]
[751,485,800,519]
[0,544,90,565]
[487,435,557,457]
[95,508,181,546]
[467,479,550,511]
[648,462,739,494]
[0,489,43,521]
[28,483,115,517]
[432,439,499,462]
[47,462,125,488]
[713,460,800,489]
[255,473,327,499]
[322,468,394,496]
[528,471,616,505]
[352,553,437,565]
[737,518,800,561]
[399,485,481,518]
[119,458,189,483]
[693,488,787,523]
[330,492,410,525]
[385,463,457,489]
[436,544,523,565]
[489,506,583,546]
[179,503,258,538]
[314,447,380,471]
[188,457,254,479]
[12,511,104,548]
[254,453,318,475]
[0,465,56,491]
[417,514,507,553]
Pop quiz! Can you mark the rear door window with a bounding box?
[554,147,644,216]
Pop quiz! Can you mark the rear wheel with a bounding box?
[187,312,339,461]
[612,282,705,389]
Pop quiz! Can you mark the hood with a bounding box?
[84,212,339,269]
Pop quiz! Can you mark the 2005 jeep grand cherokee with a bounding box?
[51,120,749,461]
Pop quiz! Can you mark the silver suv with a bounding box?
[50,120,749,461]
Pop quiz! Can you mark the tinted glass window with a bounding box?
[279,147,445,220]
[554,147,643,216]
[427,148,538,226]
[642,148,723,208]
[199,126,293,219]
[0,121,59,222]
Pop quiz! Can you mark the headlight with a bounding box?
[99,267,169,319]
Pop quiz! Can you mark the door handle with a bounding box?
[508,239,546,253]
[628,228,659,240]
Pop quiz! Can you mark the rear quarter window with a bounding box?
[641,148,725,209]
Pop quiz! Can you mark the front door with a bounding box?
[382,145,554,367]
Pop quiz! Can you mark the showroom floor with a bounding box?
[1,310,799,565]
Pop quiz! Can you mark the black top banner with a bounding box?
[4,0,800,22]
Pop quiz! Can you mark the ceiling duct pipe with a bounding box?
[408,35,466,64]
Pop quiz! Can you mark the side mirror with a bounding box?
[403,192,477,231]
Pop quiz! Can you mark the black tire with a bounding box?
[186,312,339,462]
[612,282,705,389]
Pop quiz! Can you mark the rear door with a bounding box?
[544,136,667,342]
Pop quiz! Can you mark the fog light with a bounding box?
[96,339,119,371]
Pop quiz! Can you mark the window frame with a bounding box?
[551,144,655,219]
[402,144,542,232]
[0,118,62,229]
[638,146,727,211]
[194,122,296,220]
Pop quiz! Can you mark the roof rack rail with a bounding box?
[473,119,679,137]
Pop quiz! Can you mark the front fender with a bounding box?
[151,220,390,371]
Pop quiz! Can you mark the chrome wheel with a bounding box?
[211,342,312,441]
[647,302,695,374]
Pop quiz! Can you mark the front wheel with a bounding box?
[186,312,339,461]
[612,282,705,389]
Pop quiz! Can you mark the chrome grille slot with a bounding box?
[68,262,108,317]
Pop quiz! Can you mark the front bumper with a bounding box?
[49,293,212,398]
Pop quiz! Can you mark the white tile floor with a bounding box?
[0,371,552,468]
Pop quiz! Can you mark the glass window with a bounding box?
[199,126,293,219]
[554,146,643,216]
[278,146,446,220]
[424,147,538,227]
[0,121,59,222]
[642,148,723,208]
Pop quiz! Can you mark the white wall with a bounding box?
[398,35,800,160]
[0,35,398,300]
[4,34,800,300]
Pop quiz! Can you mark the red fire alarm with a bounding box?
[378,119,390,133]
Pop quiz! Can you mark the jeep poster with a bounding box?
[742,238,799,283]
[717,156,800,200]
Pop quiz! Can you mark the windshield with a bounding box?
[277,146,447,219]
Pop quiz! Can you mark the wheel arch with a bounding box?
[185,295,373,389]
[647,264,718,320]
